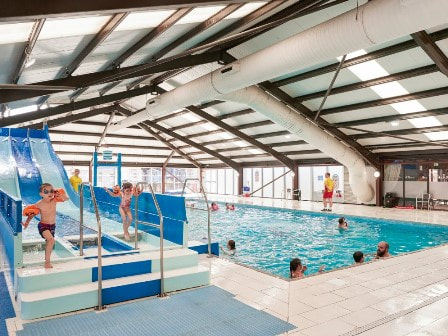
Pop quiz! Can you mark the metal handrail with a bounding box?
[181,178,211,258]
[134,182,166,297]
[79,182,105,311]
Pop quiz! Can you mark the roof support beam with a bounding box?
[117,106,229,168]
[412,31,448,77]
[335,107,448,128]
[351,125,448,140]
[259,81,380,169]
[49,129,157,141]
[53,140,169,151]
[70,8,191,101]
[274,28,448,87]
[319,87,448,116]
[0,0,253,22]
[37,13,128,107]
[28,105,118,129]
[298,65,438,102]
[11,19,45,84]
[0,52,222,104]
[0,85,154,127]
[111,4,243,93]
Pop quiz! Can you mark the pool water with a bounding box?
[186,203,448,278]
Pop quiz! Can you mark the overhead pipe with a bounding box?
[221,86,374,202]
[110,0,448,131]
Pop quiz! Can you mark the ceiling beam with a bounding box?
[0,0,254,21]
[319,86,448,115]
[71,8,191,101]
[53,140,169,151]
[412,31,448,77]
[37,13,128,107]
[118,106,234,169]
[297,65,438,102]
[56,150,183,160]
[0,85,154,127]
[0,52,222,104]
[49,129,157,141]
[335,107,448,128]
[10,19,45,84]
[258,81,380,169]
[114,4,243,93]
[274,28,448,87]
[198,149,321,161]
[367,141,448,151]
[379,148,448,160]
[28,105,118,129]
[351,125,448,140]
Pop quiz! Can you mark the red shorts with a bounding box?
[323,191,333,199]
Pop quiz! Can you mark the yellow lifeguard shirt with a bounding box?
[70,175,82,193]
[324,177,334,192]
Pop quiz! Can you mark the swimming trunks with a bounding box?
[38,222,55,238]
[323,191,334,199]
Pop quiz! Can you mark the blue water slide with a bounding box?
[9,128,43,204]
[0,128,21,199]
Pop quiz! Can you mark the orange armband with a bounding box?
[54,188,67,202]
[23,205,40,217]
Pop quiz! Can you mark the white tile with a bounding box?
[296,293,344,309]
[333,284,372,299]
[339,307,387,327]
[288,315,317,329]
[337,293,382,311]
[301,319,356,336]
[301,304,352,324]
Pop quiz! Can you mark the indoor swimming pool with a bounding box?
[187,202,448,278]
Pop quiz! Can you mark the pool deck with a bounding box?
[200,196,448,336]
[4,198,448,335]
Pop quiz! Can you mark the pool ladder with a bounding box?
[181,178,212,258]
[79,182,105,311]
[133,182,166,297]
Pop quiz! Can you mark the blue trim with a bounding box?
[189,242,219,256]
[92,260,151,282]
[102,279,160,305]
[93,151,122,187]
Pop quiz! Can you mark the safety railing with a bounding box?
[79,182,105,311]
[134,182,166,297]
[181,178,211,257]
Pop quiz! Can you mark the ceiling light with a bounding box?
[373,171,380,178]
[389,120,399,127]
[25,57,36,68]
[285,134,291,139]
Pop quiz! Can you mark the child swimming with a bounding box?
[220,239,236,256]
[22,183,69,268]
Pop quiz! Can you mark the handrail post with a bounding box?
[79,185,84,256]
[135,181,166,297]
[181,178,212,258]
[82,182,105,311]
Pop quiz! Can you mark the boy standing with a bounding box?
[322,172,334,211]
[22,183,69,268]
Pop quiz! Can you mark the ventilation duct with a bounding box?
[221,86,374,202]
[110,0,448,130]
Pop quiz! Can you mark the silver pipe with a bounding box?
[134,182,146,249]
[85,182,104,311]
[181,178,211,257]
[147,183,166,297]
[79,185,84,256]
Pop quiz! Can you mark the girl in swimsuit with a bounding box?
[104,182,134,240]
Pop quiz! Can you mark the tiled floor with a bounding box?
[199,197,448,336]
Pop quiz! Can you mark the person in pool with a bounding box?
[211,202,219,211]
[375,241,391,259]
[220,239,236,256]
[353,251,364,265]
[338,217,348,229]
[225,203,235,210]
[290,258,325,278]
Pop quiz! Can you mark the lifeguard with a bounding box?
[322,172,334,212]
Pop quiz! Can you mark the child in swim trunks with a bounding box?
[22,183,69,268]
[104,182,135,241]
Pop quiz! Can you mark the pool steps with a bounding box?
[17,248,210,319]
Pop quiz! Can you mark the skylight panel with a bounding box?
[233,141,247,147]
[202,123,219,131]
[218,133,233,140]
[115,10,175,31]
[0,22,34,45]
[390,100,426,114]
[248,148,263,155]
[226,2,267,19]
[370,82,408,98]
[184,114,201,123]
[10,105,37,116]
[39,16,112,40]
[424,131,448,141]
[176,6,226,25]
[347,60,389,81]
[408,116,441,128]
